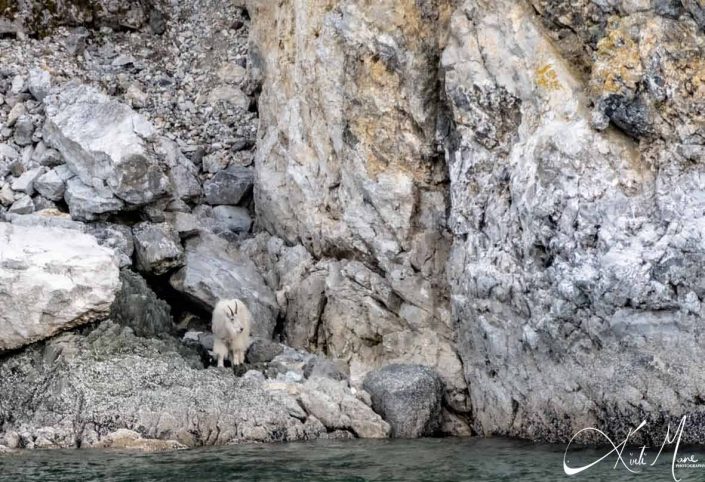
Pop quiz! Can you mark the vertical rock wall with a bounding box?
[251,0,705,442]
[248,0,470,422]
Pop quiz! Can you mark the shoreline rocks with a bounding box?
[0,320,391,449]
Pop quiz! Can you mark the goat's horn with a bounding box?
[234,301,238,314]
[228,305,234,316]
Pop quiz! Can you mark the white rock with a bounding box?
[7,102,25,127]
[34,168,66,201]
[43,84,170,206]
[0,223,120,351]
[11,167,45,195]
[212,205,252,233]
[28,68,51,101]
[0,183,14,206]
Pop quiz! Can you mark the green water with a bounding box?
[1,437,703,481]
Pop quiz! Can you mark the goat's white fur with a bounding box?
[211,298,251,367]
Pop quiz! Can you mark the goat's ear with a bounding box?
[228,305,234,317]
[234,301,238,314]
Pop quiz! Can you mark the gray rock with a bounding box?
[165,211,200,238]
[33,168,65,200]
[183,330,214,354]
[13,116,34,146]
[0,321,326,448]
[203,166,253,205]
[169,164,202,201]
[88,223,134,268]
[304,356,348,382]
[31,142,63,167]
[298,377,390,438]
[11,167,44,195]
[213,205,252,233]
[0,183,14,206]
[10,75,25,94]
[27,68,51,102]
[202,151,230,174]
[110,270,173,337]
[246,338,284,363]
[0,223,120,351]
[64,177,124,221]
[207,85,250,109]
[363,364,444,438]
[170,233,278,338]
[44,84,170,206]
[7,195,34,214]
[0,143,20,162]
[132,222,184,275]
[32,196,57,211]
[6,103,25,127]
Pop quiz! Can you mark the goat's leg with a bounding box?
[213,338,228,368]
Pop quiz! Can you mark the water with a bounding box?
[1,437,704,482]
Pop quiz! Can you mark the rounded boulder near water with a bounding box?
[363,364,444,438]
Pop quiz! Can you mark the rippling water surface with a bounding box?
[1,437,704,481]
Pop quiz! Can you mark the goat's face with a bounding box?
[226,302,244,333]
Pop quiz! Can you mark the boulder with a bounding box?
[33,168,66,201]
[88,223,134,268]
[43,84,170,206]
[169,164,202,201]
[7,195,34,215]
[246,338,284,364]
[64,177,124,221]
[170,233,278,338]
[0,223,120,351]
[11,167,45,195]
[363,364,444,438]
[13,117,35,146]
[298,377,390,439]
[27,69,51,102]
[303,356,348,382]
[0,184,14,206]
[203,166,253,205]
[132,222,184,275]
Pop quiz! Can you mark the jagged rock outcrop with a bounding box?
[110,269,173,338]
[0,223,120,351]
[0,321,392,448]
[444,0,705,442]
[247,0,469,429]
[0,321,322,448]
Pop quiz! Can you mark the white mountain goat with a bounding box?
[211,299,251,367]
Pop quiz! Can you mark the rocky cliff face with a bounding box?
[247,0,469,425]
[3,0,705,447]
[248,0,705,443]
[444,0,705,442]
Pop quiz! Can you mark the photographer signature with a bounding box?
[563,416,699,481]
